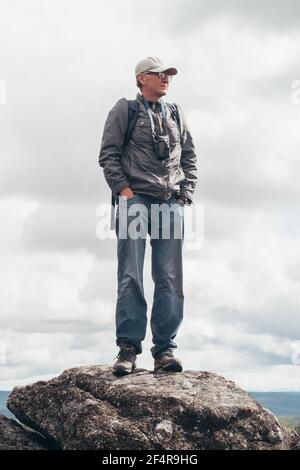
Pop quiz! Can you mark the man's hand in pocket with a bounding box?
[176,197,186,206]
[118,187,135,200]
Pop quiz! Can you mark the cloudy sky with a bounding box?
[1,0,300,391]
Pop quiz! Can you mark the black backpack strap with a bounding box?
[166,102,184,146]
[124,100,140,148]
[110,191,116,230]
[110,99,139,230]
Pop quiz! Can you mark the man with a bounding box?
[98,56,198,376]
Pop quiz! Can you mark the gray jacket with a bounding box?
[99,91,198,207]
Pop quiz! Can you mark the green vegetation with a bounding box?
[278,416,300,434]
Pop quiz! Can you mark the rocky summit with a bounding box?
[0,365,299,450]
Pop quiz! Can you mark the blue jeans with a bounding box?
[114,193,185,358]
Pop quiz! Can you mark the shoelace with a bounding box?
[155,349,174,360]
[113,344,136,360]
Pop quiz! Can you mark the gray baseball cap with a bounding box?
[135,56,178,77]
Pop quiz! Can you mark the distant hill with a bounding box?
[249,392,300,417]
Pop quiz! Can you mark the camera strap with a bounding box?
[142,95,168,138]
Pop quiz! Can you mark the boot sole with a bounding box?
[112,363,136,376]
[112,367,133,376]
[154,362,183,373]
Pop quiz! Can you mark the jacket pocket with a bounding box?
[134,121,152,144]
[167,121,181,145]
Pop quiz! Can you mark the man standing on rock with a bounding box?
[99,56,198,376]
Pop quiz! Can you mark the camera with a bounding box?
[153,134,171,160]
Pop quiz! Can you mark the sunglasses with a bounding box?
[143,72,173,81]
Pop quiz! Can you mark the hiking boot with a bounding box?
[112,342,137,376]
[153,348,183,373]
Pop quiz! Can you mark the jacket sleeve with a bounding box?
[177,104,198,204]
[98,98,131,195]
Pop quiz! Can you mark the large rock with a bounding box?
[6,366,300,450]
[0,414,51,450]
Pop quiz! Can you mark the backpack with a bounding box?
[109,99,184,229]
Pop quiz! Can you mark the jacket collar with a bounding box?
[136,92,163,107]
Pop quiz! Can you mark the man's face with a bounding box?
[138,71,172,98]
